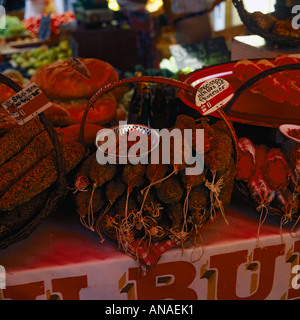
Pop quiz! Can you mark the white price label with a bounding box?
[2,82,52,125]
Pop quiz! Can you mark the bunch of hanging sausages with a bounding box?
[235,137,300,218]
[72,115,236,255]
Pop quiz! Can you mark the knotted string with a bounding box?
[256,204,269,248]
[205,171,228,225]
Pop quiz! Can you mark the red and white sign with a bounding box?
[0,205,299,300]
[2,82,52,125]
[195,78,234,116]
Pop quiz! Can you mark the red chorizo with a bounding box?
[235,137,256,182]
[248,171,275,206]
[264,148,290,191]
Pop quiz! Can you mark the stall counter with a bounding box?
[0,198,299,300]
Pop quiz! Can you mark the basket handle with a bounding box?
[0,73,67,194]
[79,75,239,160]
[225,63,300,114]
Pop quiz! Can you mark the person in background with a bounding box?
[163,0,223,45]
[117,0,158,69]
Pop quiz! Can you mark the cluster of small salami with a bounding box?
[235,137,300,219]
[72,116,236,262]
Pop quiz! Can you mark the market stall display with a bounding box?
[0,13,74,51]
[22,11,76,40]
[0,16,28,39]
[10,40,72,77]
[0,8,299,299]
[67,75,239,274]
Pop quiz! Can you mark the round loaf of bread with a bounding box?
[31,58,119,99]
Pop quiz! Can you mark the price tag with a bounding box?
[68,57,91,80]
[38,14,51,41]
[195,78,234,116]
[2,82,52,125]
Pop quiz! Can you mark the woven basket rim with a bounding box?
[80,75,239,160]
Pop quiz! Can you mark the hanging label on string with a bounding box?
[195,78,234,116]
[68,57,91,80]
[2,82,52,125]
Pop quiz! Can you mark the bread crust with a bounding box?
[31,58,119,99]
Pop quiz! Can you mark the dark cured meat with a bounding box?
[205,129,232,173]
[276,189,299,217]
[254,144,269,175]
[255,76,291,103]
[248,171,275,207]
[156,177,183,204]
[256,59,287,83]
[235,137,256,182]
[274,56,300,82]
[192,122,214,154]
[233,58,300,104]
[274,56,300,66]
[264,148,290,191]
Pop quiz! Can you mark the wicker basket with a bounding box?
[232,0,300,46]
[0,74,68,249]
[78,76,239,243]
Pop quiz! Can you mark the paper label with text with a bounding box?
[195,78,234,116]
[2,82,52,125]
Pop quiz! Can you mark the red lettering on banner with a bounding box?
[128,261,197,300]
[210,244,285,300]
[51,275,88,300]
[288,240,300,300]
[2,276,87,300]
[3,281,45,300]
[210,249,247,300]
